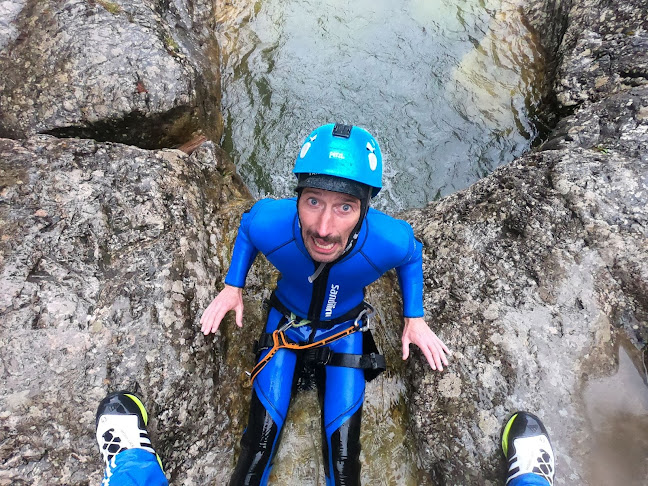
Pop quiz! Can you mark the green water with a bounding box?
[218,0,545,212]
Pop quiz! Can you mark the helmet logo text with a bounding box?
[329,151,345,160]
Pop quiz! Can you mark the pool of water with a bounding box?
[581,339,648,486]
[217,0,545,211]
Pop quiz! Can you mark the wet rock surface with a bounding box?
[0,0,222,147]
[0,0,646,484]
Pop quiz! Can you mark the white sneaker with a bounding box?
[95,392,155,465]
[502,411,555,485]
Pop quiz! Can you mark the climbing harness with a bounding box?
[266,291,367,329]
[248,304,386,384]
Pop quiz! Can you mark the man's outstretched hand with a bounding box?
[402,317,450,371]
[200,284,244,335]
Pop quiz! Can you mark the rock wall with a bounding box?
[0,137,255,484]
[405,0,648,483]
[0,0,223,147]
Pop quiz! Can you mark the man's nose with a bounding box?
[315,209,334,236]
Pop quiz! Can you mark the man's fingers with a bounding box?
[402,338,410,360]
[441,341,451,357]
[429,335,450,367]
[235,305,243,328]
[200,300,219,327]
[422,346,437,370]
[437,343,450,366]
[426,342,450,371]
[434,351,444,372]
[202,305,224,335]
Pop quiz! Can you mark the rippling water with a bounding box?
[218,0,545,211]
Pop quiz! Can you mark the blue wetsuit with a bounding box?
[100,449,167,486]
[101,450,550,486]
[101,449,549,486]
[510,476,551,486]
[226,197,423,486]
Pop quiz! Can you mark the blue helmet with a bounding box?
[293,123,383,198]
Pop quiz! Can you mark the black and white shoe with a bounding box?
[95,391,156,465]
[501,411,555,485]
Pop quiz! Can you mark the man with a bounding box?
[200,123,449,485]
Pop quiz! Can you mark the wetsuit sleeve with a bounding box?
[396,237,425,318]
[224,206,260,288]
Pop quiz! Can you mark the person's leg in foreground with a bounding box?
[501,411,555,486]
[95,391,167,486]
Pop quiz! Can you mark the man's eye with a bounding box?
[342,204,351,212]
[308,198,318,205]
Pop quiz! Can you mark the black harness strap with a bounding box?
[255,336,385,372]
[254,328,386,382]
[302,347,386,371]
[267,291,368,329]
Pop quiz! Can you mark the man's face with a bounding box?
[298,187,362,263]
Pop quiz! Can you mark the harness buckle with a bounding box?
[304,347,333,366]
[368,352,379,370]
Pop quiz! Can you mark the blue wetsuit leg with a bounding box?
[229,308,298,486]
[317,328,365,486]
[102,448,167,486]
[509,473,551,486]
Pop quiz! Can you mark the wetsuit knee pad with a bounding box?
[229,392,281,486]
[328,405,363,486]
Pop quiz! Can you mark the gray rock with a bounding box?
[0,136,251,484]
[401,0,648,482]
[0,0,222,148]
[0,0,27,50]
[403,142,647,483]
[555,0,648,108]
